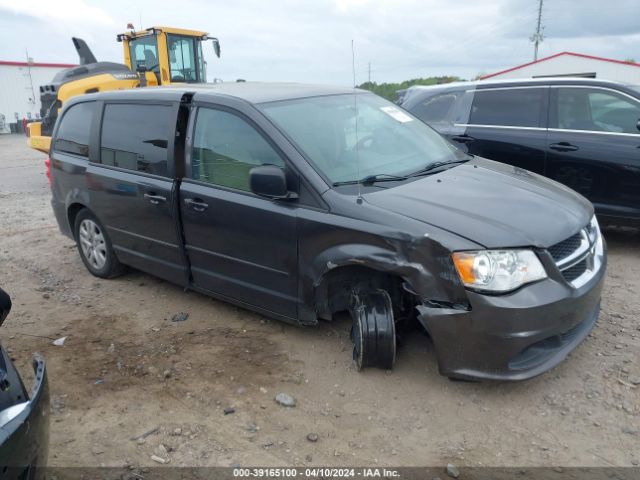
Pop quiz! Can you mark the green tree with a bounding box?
[357,76,463,101]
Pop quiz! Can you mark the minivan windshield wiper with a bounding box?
[332,158,472,187]
[407,158,470,178]
[332,173,409,187]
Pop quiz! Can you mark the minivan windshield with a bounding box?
[259,94,466,184]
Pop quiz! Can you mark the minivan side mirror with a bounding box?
[249,165,293,199]
[0,288,11,327]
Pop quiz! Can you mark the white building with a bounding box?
[481,51,640,84]
[0,60,75,134]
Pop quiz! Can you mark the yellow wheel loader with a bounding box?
[28,26,220,153]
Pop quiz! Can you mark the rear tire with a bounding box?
[350,289,396,370]
[74,209,124,278]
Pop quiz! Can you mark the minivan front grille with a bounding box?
[548,232,582,262]
[560,258,588,282]
[548,217,603,289]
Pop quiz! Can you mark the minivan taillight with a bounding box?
[44,158,51,185]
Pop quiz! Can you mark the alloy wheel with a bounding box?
[78,219,107,270]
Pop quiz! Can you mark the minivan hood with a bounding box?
[363,158,593,249]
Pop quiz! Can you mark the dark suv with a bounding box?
[48,83,606,381]
[400,78,640,227]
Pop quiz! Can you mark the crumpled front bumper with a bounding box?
[417,254,606,381]
[0,352,49,478]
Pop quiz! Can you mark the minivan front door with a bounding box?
[180,106,298,318]
[452,86,549,174]
[546,86,640,223]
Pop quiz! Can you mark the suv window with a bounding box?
[100,104,172,176]
[54,102,95,157]
[411,93,458,124]
[468,88,545,128]
[192,108,285,192]
[556,87,640,134]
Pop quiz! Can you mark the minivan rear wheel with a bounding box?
[74,209,124,278]
[349,289,396,370]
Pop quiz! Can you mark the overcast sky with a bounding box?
[1,0,639,85]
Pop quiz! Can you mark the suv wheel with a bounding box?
[349,289,396,370]
[74,209,124,278]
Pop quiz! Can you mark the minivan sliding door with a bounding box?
[88,102,188,284]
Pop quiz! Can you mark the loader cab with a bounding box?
[127,35,161,82]
[166,34,206,83]
[119,26,220,86]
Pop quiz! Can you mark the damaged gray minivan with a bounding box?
[48,83,606,381]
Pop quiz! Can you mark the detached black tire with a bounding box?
[350,289,396,370]
[74,209,124,278]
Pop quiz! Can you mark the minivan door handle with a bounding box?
[143,193,167,205]
[451,134,475,144]
[184,198,209,212]
[549,142,579,152]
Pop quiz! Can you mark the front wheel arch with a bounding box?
[313,265,417,322]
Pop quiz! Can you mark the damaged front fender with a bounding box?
[296,211,474,324]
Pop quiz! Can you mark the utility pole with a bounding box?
[530,0,544,61]
[368,62,371,83]
[25,49,36,106]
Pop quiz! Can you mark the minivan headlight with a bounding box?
[587,214,600,244]
[452,249,547,293]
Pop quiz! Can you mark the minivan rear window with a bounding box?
[54,102,95,157]
[468,88,545,128]
[100,104,172,176]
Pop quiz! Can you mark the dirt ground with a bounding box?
[0,134,639,469]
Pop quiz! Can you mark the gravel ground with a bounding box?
[0,134,639,469]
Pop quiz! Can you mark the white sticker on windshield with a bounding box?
[380,106,413,123]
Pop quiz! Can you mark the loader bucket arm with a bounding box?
[72,37,98,65]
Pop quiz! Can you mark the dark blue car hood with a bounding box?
[363,158,593,249]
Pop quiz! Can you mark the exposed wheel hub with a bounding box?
[350,290,396,370]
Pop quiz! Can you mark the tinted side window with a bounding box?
[54,102,95,157]
[412,93,457,124]
[100,104,172,176]
[469,88,545,127]
[556,87,640,133]
[192,108,285,192]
